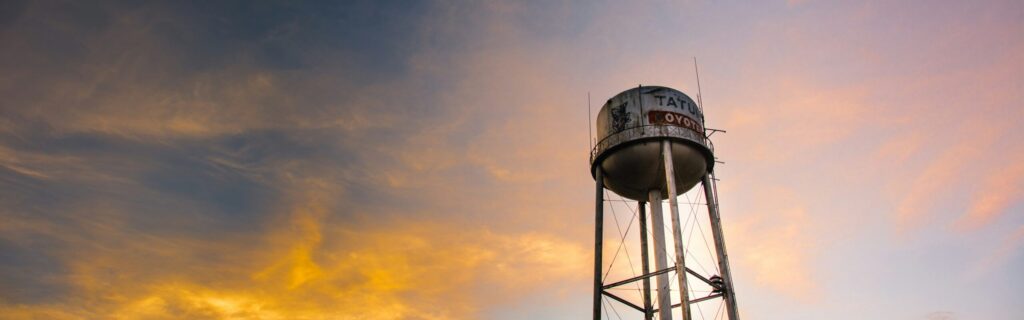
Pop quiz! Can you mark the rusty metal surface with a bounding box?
[592,86,711,166]
[590,86,714,201]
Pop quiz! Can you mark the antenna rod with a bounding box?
[693,57,705,117]
[588,92,593,154]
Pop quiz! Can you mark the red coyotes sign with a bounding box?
[647,110,704,134]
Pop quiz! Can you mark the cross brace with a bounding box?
[602,266,724,292]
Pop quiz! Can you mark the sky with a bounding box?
[0,1,1021,319]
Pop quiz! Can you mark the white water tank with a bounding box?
[590,86,714,201]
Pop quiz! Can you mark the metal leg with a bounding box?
[663,141,692,320]
[703,173,739,319]
[639,201,653,320]
[593,168,605,320]
[648,189,673,320]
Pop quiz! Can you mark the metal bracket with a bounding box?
[705,128,727,138]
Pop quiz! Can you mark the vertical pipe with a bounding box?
[593,168,605,320]
[703,173,739,319]
[663,141,692,320]
[648,189,673,320]
[638,201,653,320]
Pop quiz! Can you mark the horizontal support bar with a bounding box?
[603,267,724,292]
[651,293,724,313]
[689,293,724,304]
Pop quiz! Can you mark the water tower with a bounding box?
[590,85,739,320]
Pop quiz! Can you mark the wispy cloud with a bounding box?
[0,177,588,319]
[968,225,1024,280]
[954,156,1024,231]
[727,187,820,302]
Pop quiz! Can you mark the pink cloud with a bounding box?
[954,153,1024,231]
[727,187,821,302]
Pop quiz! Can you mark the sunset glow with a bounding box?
[1,1,1021,319]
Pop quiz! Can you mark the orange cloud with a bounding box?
[954,155,1024,231]
[719,77,873,165]
[892,119,1002,233]
[727,187,820,302]
[872,132,924,165]
[893,141,976,231]
[0,179,589,319]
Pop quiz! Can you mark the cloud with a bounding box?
[0,178,588,319]
[953,153,1024,231]
[0,3,597,318]
[866,33,1024,234]
[722,78,873,164]
[893,132,984,232]
[727,187,820,301]
[968,225,1024,279]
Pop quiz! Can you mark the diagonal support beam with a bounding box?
[603,266,676,290]
[601,291,645,313]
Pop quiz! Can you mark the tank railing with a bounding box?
[590,124,714,165]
